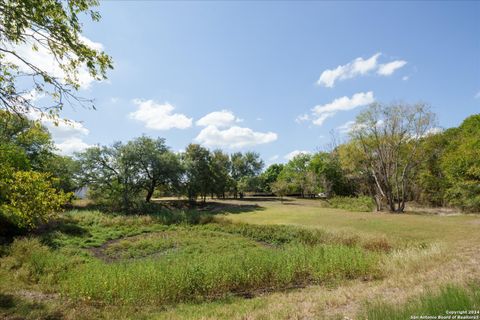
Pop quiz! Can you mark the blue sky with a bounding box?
[53,1,479,162]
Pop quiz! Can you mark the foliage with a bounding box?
[258,163,284,193]
[183,144,212,202]
[122,136,182,202]
[0,171,70,229]
[415,114,480,211]
[350,102,436,212]
[327,196,375,212]
[0,0,112,116]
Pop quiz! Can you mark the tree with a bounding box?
[123,136,182,203]
[183,144,212,203]
[440,115,480,211]
[259,163,284,193]
[230,152,264,198]
[271,179,289,203]
[0,110,53,170]
[209,150,232,199]
[77,143,142,211]
[309,152,353,197]
[350,102,436,212]
[278,153,311,197]
[0,0,113,117]
[0,171,69,230]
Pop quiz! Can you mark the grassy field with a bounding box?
[0,197,479,319]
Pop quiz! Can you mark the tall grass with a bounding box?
[207,219,392,252]
[363,283,480,320]
[62,243,380,305]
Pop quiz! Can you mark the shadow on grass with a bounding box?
[35,217,91,249]
[71,199,266,216]
[0,293,63,320]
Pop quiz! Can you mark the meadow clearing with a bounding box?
[0,197,479,319]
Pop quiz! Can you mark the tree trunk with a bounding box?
[145,181,156,203]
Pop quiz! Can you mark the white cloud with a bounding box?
[423,127,443,137]
[55,137,91,155]
[402,76,409,81]
[196,110,241,128]
[295,113,310,123]
[336,120,356,133]
[377,60,407,76]
[317,53,408,87]
[129,99,192,130]
[26,110,91,155]
[475,91,480,99]
[3,31,104,89]
[194,125,277,148]
[312,91,374,126]
[317,53,381,87]
[284,150,311,161]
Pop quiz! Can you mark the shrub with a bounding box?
[0,171,71,230]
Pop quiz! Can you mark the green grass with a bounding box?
[63,242,379,305]
[327,196,375,212]
[363,282,480,320]
[1,198,479,319]
[226,197,480,246]
[1,210,382,307]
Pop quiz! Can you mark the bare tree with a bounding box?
[350,102,436,212]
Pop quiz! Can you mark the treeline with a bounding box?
[1,105,479,233]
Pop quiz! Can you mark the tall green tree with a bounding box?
[259,163,284,193]
[123,136,182,203]
[278,153,312,197]
[209,150,232,199]
[441,115,480,211]
[183,144,212,203]
[230,152,264,198]
[0,0,113,116]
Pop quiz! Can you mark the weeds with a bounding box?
[363,282,480,320]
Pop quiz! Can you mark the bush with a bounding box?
[0,171,71,230]
[327,196,375,212]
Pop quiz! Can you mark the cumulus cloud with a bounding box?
[377,60,407,76]
[317,53,407,87]
[312,91,374,126]
[317,53,381,87]
[27,110,91,155]
[129,99,192,130]
[3,31,104,89]
[196,110,241,128]
[284,150,311,161]
[55,138,91,155]
[194,125,277,148]
[336,120,356,133]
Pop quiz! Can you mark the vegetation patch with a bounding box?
[327,196,376,212]
[362,282,480,320]
[0,210,384,308]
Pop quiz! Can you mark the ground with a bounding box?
[0,197,479,319]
